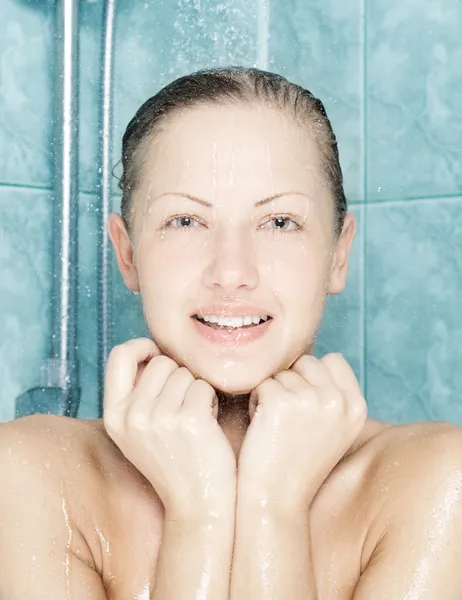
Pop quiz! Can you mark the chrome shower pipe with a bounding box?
[96,0,117,416]
[14,0,81,419]
[48,0,81,410]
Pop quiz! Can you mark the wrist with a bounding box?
[163,510,236,545]
[164,500,236,525]
[237,479,313,518]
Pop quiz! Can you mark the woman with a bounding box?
[1,66,462,599]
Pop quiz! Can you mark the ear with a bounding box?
[327,212,356,295]
[108,214,140,293]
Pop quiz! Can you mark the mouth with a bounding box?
[190,313,274,346]
[192,315,273,330]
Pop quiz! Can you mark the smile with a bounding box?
[194,315,270,329]
[191,315,273,345]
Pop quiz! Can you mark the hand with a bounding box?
[238,353,367,511]
[103,338,237,521]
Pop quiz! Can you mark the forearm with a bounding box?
[230,495,317,599]
[152,511,235,600]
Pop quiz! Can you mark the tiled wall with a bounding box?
[1,0,461,424]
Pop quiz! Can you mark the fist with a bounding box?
[103,338,237,520]
[239,353,367,510]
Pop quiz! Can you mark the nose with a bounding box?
[202,230,259,293]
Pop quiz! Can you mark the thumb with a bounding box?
[249,389,258,422]
[211,392,219,421]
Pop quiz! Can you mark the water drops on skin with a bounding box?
[134,581,151,600]
[196,550,213,600]
[228,144,237,189]
[95,525,111,555]
[402,472,462,600]
[60,483,73,600]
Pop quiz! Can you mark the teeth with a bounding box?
[197,315,269,328]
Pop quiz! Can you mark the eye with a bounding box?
[165,215,202,229]
[260,215,301,232]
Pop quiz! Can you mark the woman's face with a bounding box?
[110,103,356,394]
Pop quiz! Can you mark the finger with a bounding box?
[251,377,284,413]
[273,369,307,392]
[125,355,180,427]
[104,338,161,413]
[155,367,195,413]
[290,354,336,388]
[182,379,219,419]
[133,354,180,402]
[248,389,258,421]
[320,354,361,394]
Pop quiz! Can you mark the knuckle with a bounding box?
[300,355,318,366]
[323,388,344,410]
[149,354,166,366]
[107,343,127,363]
[103,410,123,436]
[349,395,367,419]
[258,378,276,395]
[295,390,312,406]
[191,378,213,395]
[125,406,150,431]
[175,367,195,382]
[322,352,344,366]
[151,355,177,370]
[179,412,200,432]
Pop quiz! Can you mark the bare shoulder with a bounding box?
[0,413,128,493]
[0,410,163,513]
[0,414,163,587]
[311,418,462,597]
[0,413,106,493]
[352,419,462,569]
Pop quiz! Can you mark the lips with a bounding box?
[191,304,274,319]
[193,315,271,328]
[190,311,274,346]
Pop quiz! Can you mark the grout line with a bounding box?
[0,182,117,197]
[0,182,52,192]
[0,182,460,207]
[360,0,367,396]
[361,194,462,208]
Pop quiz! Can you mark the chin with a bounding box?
[207,379,255,396]
[185,360,277,396]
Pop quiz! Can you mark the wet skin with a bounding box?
[3,102,462,597]
[1,412,462,598]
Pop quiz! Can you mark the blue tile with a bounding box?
[77,194,149,418]
[0,186,52,421]
[316,206,363,387]
[0,0,53,187]
[0,186,111,421]
[367,0,462,200]
[268,0,364,202]
[365,197,462,424]
[0,1,106,192]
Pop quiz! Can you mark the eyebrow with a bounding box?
[154,191,311,208]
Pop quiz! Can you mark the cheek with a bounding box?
[137,240,203,294]
[260,241,329,298]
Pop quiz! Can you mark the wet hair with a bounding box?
[117,66,347,237]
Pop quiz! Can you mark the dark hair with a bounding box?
[117,66,347,236]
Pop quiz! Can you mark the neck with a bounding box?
[216,390,251,459]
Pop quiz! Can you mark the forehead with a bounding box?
[139,103,326,193]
